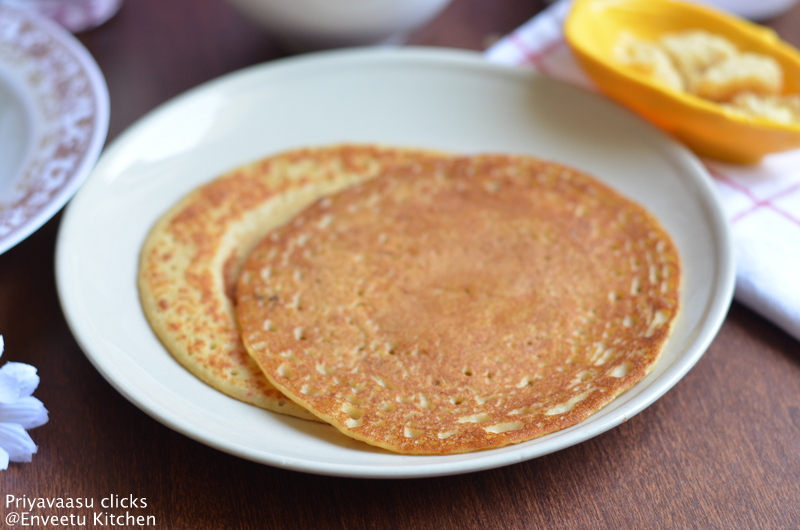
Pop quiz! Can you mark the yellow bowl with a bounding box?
[565,0,800,164]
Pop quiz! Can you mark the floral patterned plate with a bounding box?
[0,5,108,254]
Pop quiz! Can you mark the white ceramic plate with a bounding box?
[55,48,734,478]
[0,5,108,254]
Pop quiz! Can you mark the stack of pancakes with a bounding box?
[139,144,680,455]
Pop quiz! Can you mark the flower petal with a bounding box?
[0,397,49,429]
[0,335,4,359]
[0,372,19,404]
[0,423,37,462]
[0,446,8,471]
[0,362,40,399]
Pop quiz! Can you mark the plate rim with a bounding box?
[55,46,735,478]
[0,5,109,255]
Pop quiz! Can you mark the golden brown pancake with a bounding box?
[236,153,681,454]
[138,145,450,419]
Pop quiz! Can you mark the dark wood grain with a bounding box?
[2,0,799,528]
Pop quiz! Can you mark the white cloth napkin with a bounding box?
[486,0,800,342]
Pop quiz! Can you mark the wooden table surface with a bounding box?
[2,0,800,528]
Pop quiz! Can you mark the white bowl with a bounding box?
[227,0,454,52]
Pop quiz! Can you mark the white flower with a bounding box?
[0,336,49,470]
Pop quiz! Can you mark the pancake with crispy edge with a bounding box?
[236,152,681,453]
[138,145,451,419]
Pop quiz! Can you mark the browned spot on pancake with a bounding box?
[236,153,681,454]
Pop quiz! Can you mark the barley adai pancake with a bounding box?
[236,153,681,454]
[138,145,450,419]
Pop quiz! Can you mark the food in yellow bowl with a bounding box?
[617,29,800,121]
[617,30,780,99]
[565,0,800,164]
